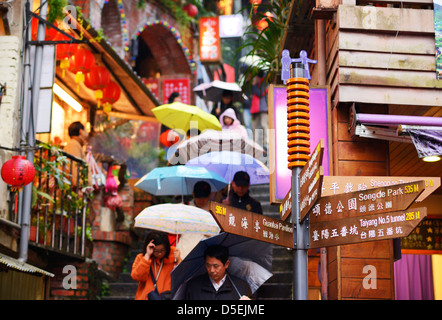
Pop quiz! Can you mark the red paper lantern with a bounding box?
[69,47,95,92]
[85,65,111,107]
[101,81,121,113]
[1,156,36,191]
[56,34,79,78]
[183,4,198,17]
[31,18,59,41]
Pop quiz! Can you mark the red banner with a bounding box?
[199,17,221,63]
[162,78,190,105]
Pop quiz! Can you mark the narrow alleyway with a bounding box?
[101,183,293,300]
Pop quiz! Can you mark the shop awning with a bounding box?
[0,253,54,277]
[55,19,160,118]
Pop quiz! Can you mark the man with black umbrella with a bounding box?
[183,245,252,300]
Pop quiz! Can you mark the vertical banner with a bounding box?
[199,17,221,63]
[162,78,191,105]
[268,85,330,203]
[435,0,442,79]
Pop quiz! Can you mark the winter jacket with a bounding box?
[227,191,263,214]
[219,108,248,139]
[184,273,253,300]
[131,247,177,300]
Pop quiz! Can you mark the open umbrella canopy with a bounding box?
[169,129,265,165]
[193,80,242,102]
[134,203,220,235]
[171,232,273,298]
[134,165,228,196]
[152,102,221,133]
[185,151,269,185]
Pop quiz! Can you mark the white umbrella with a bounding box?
[193,80,242,102]
[169,129,265,165]
[134,203,220,236]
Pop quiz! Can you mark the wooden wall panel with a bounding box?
[332,5,441,106]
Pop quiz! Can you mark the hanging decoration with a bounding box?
[68,47,95,92]
[31,18,59,41]
[1,156,36,192]
[183,4,198,17]
[55,34,78,78]
[101,81,121,114]
[84,65,111,108]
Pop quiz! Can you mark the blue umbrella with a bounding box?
[185,151,269,185]
[134,165,228,196]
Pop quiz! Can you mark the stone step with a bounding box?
[108,282,138,297]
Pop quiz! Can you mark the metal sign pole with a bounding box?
[282,49,316,300]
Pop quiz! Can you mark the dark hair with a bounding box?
[68,121,85,138]
[204,245,229,265]
[168,92,181,104]
[222,90,233,98]
[141,231,171,259]
[193,181,211,198]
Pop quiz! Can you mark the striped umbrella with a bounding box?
[169,129,265,165]
[134,203,220,236]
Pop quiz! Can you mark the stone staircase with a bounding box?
[102,242,141,300]
[249,183,293,300]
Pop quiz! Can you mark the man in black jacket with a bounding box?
[184,245,252,300]
[223,171,263,214]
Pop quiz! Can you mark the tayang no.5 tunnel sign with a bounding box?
[309,180,427,248]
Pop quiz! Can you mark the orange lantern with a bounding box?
[85,65,111,108]
[101,81,121,114]
[1,156,36,192]
[55,34,78,78]
[68,47,95,92]
[31,18,59,41]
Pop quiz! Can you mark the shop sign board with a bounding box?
[162,78,190,105]
[209,202,294,248]
[199,17,221,63]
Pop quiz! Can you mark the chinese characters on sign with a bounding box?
[209,202,294,248]
[310,207,427,248]
[299,139,324,222]
[162,78,190,105]
[308,181,427,248]
[199,17,221,63]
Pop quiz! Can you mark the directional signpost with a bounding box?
[308,180,427,248]
[280,139,324,222]
[209,201,294,248]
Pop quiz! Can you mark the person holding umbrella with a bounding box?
[131,231,182,300]
[222,171,263,214]
[211,90,241,122]
[183,245,252,300]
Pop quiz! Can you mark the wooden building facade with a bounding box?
[282,0,442,299]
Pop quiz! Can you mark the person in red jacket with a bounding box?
[131,231,181,300]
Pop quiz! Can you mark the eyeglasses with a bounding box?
[153,248,166,254]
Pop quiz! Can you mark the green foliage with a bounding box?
[235,0,291,89]
[47,0,68,23]
[137,0,195,27]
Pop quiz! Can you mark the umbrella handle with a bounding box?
[227,274,242,299]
